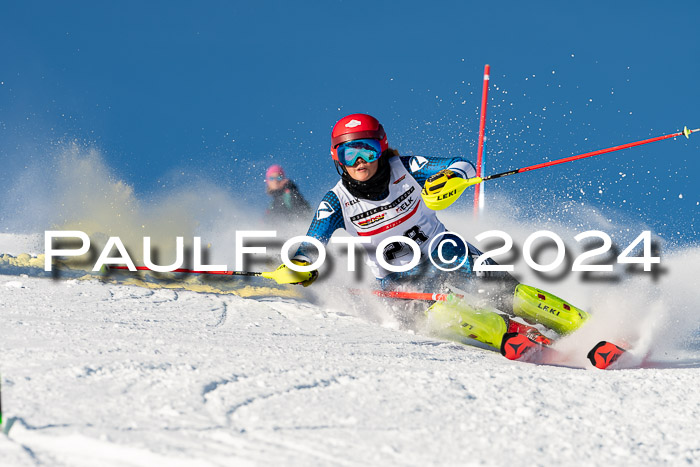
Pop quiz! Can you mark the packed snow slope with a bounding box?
[1,230,700,466]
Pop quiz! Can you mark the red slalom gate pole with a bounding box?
[473,64,490,217]
[481,126,699,183]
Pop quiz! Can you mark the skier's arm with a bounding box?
[293,190,345,263]
[400,155,476,186]
[267,190,344,287]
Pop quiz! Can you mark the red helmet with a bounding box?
[330,113,388,162]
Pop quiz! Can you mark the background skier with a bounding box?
[264,164,311,222]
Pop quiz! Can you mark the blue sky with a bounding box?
[1,1,699,243]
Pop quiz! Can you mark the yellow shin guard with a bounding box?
[512,284,589,334]
[425,298,508,350]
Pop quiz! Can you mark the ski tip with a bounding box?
[587,341,626,369]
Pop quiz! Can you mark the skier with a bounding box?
[269,114,590,358]
[264,164,311,222]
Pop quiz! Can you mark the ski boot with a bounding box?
[506,318,552,346]
[587,341,626,369]
[500,332,543,361]
[512,284,589,335]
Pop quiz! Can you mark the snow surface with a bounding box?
[1,232,700,466]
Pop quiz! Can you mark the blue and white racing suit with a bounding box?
[294,154,491,292]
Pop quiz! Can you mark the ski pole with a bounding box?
[370,290,459,301]
[347,288,461,301]
[109,266,462,301]
[423,126,698,210]
[107,265,314,285]
[108,265,263,277]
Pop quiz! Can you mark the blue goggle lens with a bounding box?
[337,139,382,166]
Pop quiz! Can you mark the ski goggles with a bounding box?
[267,174,284,181]
[336,139,382,166]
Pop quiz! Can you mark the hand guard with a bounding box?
[423,169,461,193]
[421,169,481,210]
[263,259,318,287]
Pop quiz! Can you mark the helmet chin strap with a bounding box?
[334,161,348,177]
